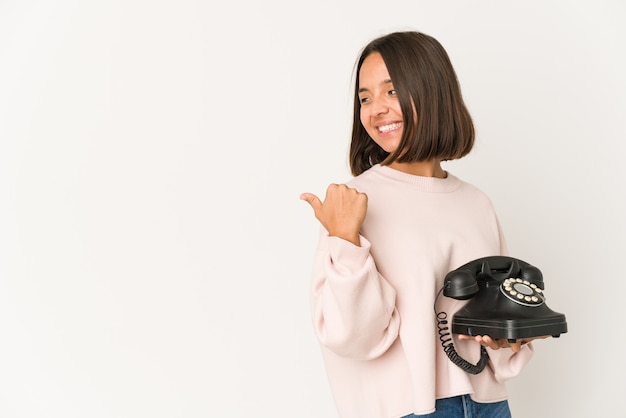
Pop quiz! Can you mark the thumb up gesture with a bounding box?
[300,184,368,247]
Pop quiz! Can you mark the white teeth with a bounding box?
[378,122,401,133]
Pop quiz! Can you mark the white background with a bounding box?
[1,1,624,417]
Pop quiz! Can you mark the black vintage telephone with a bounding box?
[435,256,568,374]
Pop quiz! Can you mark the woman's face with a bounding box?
[358,52,404,154]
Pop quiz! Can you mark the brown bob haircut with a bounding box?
[349,31,474,176]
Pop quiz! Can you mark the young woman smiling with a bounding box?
[301,31,539,418]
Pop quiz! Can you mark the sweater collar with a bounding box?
[372,164,462,193]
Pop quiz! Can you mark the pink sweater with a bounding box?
[309,165,533,418]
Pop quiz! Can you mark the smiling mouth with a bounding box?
[378,122,402,133]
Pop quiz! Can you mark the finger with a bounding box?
[300,193,322,213]
[481,336,500,350]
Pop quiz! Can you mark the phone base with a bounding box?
[451,311,568,341]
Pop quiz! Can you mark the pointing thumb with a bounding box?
[300,193,322,213]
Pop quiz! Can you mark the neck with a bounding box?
[386,160,446,178]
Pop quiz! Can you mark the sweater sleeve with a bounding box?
[487,343,534,382]
[310,233,401,360]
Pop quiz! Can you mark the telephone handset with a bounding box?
[435,256,568,374]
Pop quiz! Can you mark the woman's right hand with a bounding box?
[300,184,368,246]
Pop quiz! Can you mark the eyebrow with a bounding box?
[358,79,393,94]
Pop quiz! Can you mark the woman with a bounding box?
[301,31,542,418]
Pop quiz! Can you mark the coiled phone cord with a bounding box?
[434,288,489,375]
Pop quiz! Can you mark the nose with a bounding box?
[371,97,389,115]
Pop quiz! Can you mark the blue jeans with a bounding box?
[402,395,511,418]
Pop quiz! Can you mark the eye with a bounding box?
[359,96,371,104]
[388,89,397,96]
